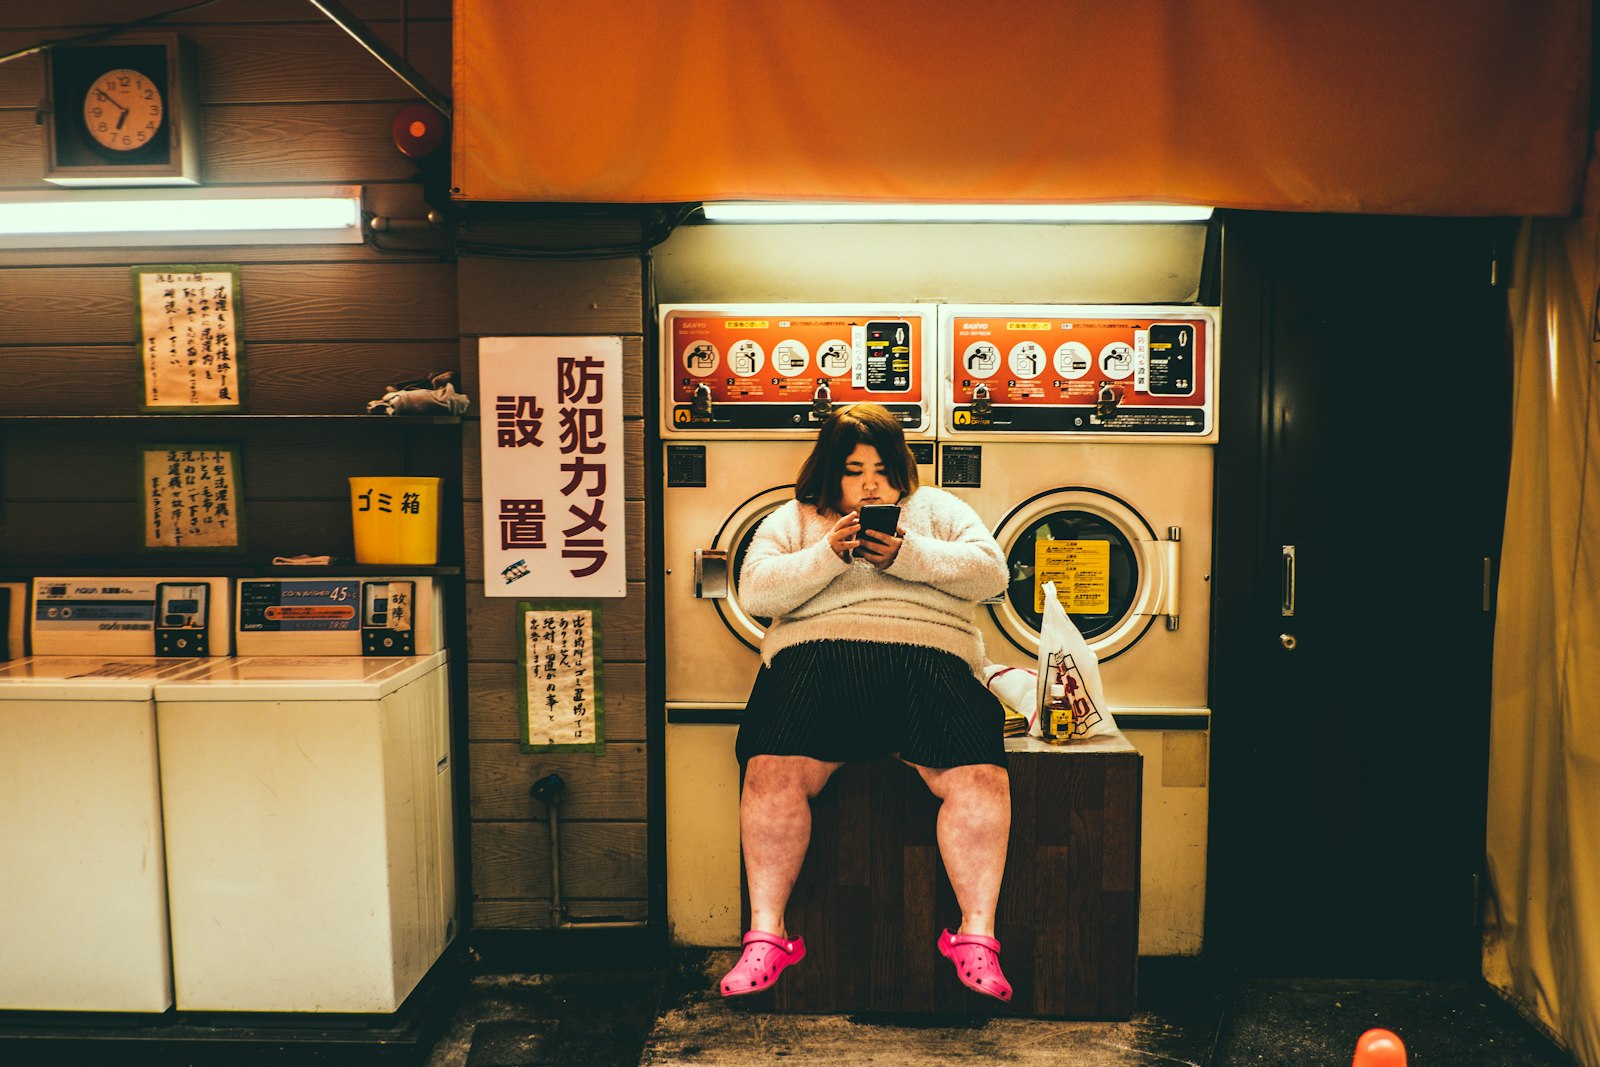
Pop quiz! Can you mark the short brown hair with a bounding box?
[794,403,919,515]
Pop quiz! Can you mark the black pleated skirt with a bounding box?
[736,640,1007,769]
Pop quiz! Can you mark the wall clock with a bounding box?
[44,33,200,186]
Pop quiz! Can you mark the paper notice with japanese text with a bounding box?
[135,265,243,410]
[518,602,605,752]
[141,445,243,550]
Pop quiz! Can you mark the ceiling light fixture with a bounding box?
[699,202,1214,223]
[0,185,365,247]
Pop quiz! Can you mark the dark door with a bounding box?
[1209,213,1511,975]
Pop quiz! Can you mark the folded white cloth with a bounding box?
[983,662,1040,733]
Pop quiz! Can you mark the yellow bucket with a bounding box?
[349,477,441,565]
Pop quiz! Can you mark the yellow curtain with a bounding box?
[453,0,1588,213]
[1483,134,1600,1067]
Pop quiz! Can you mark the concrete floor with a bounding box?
[422,951,1580,1067]
[0,949,1574,1065]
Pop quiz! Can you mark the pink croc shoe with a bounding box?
[720,930,806,997]
[937,929,1013,1002]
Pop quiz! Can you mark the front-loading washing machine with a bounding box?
[0,576,230,1011]
[939,304,1220,956]
[153,576,455,1013]
[660,304,938,945]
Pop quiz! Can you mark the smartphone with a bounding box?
[854,503,902,558]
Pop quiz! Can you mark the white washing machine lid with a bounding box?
[0,655,215,700]
[152,650,447,702]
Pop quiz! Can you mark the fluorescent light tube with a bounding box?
[700,202,1214,223]
[0,186,365,246]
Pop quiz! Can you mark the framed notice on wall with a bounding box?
[517,601,605,752]
[140,443,244,551]
[134,264,244,411]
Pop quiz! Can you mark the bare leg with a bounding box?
[740,754,843,936]
[908,762,1011,937]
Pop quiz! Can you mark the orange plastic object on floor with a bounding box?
[1352,1028,1407,1066]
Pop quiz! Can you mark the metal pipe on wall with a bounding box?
[529,774,647,930]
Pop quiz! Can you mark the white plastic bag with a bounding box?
[1033,580,1115,739]
[982,661,1043,733]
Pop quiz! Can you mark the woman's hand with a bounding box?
[856,525,903,570]
[829,512,902,568]
[828,512,861,563]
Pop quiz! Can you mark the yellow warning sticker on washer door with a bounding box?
[1034,540,1110,614]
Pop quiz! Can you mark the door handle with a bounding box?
[1161,527,1181,630]
[693,549,728,599]
[1281,545,1296,617]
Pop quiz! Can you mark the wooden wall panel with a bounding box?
[0,501,144,559]
[470,743,648,820]
[0,342,461,415]
[463,582,647,662]
[190,23,450,106]
[3,425,412,497]
[0,2,451,28]
[0,2,673,941]
[0,1,504,949]
[0,263,456,345]
[472,899,649,929]
[0,5,453,203]
[457,227,652,932]
[457,254,644,336]
[0,499,358,561]
[472,821,649,901]
[0,0,663,943]
[0,10,464,622]
[468,661,647,743]
[0,104,431,187]
[201,102,434,184]
[4,423,460,488]
[0,22,450,111]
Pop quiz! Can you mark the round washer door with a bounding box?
[711,485,793,653]
[988,487,1170,662]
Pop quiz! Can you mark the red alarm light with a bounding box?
[391,103,447,160]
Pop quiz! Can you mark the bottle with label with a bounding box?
[1043,678,1077,745]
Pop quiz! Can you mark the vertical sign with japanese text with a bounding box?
[479,336,625,597]
[134,265,243,411]
[517,602,605,752]
[140,444,243,551]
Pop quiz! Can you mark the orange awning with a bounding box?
[453,1,1589,215]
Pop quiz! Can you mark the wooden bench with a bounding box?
[742,735,1142,1018]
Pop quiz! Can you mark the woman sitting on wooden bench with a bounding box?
[722,402,1015,1003]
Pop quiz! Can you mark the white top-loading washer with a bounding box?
[0,576,231,1012]
[153,577,455,1014]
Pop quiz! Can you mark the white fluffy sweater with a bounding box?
[739,485,1008,672]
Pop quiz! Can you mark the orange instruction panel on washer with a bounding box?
[948,311,1212,435]
[664,308,929,432]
